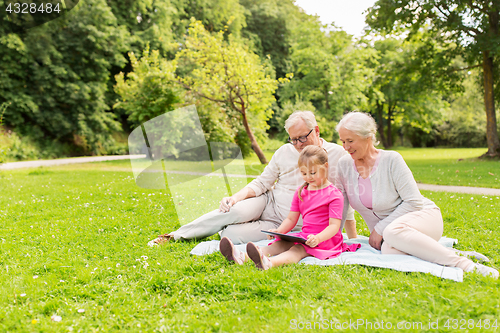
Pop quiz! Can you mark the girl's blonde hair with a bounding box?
[297,145,328,201]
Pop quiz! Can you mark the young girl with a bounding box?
[219,145,360,270]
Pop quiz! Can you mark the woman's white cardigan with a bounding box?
[335,150,438,235]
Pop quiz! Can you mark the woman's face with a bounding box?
[338,127,371,160]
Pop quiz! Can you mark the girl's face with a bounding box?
[338,127,371,160]
[299,162,329,188]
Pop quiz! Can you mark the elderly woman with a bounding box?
[335,112,498,278]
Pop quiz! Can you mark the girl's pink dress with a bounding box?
[271,184,360,260]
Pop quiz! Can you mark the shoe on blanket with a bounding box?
[246,242,272,270]
[451,248,490,262]
[219,237,245,265]
[147,233,174,247]
[465,263,499,278]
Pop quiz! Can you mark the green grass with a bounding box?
[395,147,500,189]
[0,161,499,332]
[64,147,500,188]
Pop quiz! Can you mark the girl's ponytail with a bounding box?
[298,181,308,202]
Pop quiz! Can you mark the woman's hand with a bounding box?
[219,196,236,213]
[369,230,383,250]
[306,234,321,248]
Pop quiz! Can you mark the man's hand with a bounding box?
[369,230,383,250]
[219,197,236,213]
[306,234,320,248]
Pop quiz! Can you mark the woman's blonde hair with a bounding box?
[297,145,328,201]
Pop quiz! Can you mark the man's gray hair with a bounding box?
[284,111,318,133]
[336,111,379,146]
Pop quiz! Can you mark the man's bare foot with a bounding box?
[147,234,174,247]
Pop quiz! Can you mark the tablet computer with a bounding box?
[261,230,307,244]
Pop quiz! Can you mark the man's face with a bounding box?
[287,119,320,153]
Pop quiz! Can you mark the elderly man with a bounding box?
[148,111,357,246]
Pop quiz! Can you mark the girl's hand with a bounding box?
[369,230,383,250]
[266,229,279,240]
[306,234,320,248]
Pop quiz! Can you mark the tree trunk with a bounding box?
[483,53,500,156]
[241,108,268,164]
[376,101,388,148]
[324,88,330,112]
[387,104,393,148]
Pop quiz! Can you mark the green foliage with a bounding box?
[281,18,372,125]
[114,47,182,127]
[175,20,281,162]
[0,129,76,162]
[436,73,488,147]
[365,36,452,148]
[0,0,130,155]
[239,0,303,79]
[107,0,177,56]
[0,102,7,128]
[366,0,500,155]
[171,0,246,37]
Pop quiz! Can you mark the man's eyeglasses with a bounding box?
[287,129,313,145]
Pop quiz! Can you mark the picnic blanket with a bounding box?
[190,234,464,282]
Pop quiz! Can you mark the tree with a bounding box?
[114,47,182,127]
[0,0,129,154]
[365,37,449,148]
[174,20,282,164]
[367,0,500,157]
[280,17,373,139]
[170,0,246,37]
[106,0,176,56]
[239,0,304,79]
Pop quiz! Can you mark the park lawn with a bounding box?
[64,147,500,188]
[395,148,500,189]
[0,165,499,332]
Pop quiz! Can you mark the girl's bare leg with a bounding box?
[269,244,309,267]
[260,240,295,257]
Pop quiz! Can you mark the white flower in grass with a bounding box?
[51,315,62,322]
[20,293,26,297]
[33,275,38,279]
[116,263,120,267]
[77,309,85,313]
